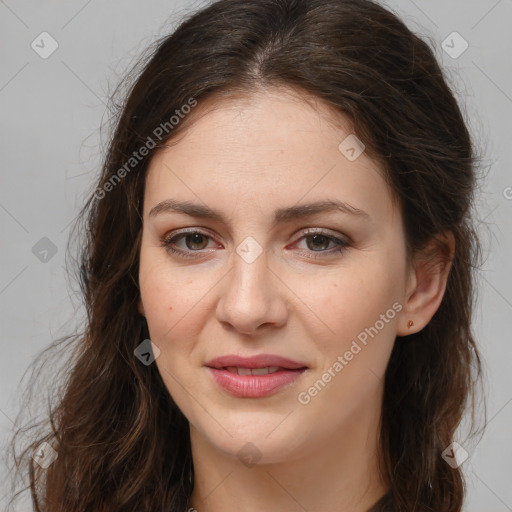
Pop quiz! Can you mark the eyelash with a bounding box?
[160,228,350,260]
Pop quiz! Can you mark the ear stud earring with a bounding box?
[408,320,414,328]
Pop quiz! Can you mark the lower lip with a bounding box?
[207,367,307,398]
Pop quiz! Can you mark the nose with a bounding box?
[215,247,289,335]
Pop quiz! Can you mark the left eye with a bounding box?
[297,233,343,252]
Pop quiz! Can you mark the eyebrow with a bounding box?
[148,198,370,224]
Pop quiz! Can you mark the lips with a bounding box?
[204,354,308,398]
[205,354,307,370]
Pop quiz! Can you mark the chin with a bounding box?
[192,413,312,465]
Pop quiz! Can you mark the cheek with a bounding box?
[138,247,225,368]
[292,264,402,422]
[139,250,195,343]
[290,261,401,341]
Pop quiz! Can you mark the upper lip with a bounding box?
[205,354,308,370]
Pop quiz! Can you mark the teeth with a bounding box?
[251,367,270,375]
[223,366,283,375]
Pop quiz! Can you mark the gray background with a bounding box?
[1,1,511,510]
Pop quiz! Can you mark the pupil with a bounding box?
[187,234,207,250]
[308,234,328,251]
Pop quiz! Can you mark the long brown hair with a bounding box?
[8,0,484,510]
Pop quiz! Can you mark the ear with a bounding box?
[396,231,455,336]
[138,296,145,317]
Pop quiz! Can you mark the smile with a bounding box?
[206,367,307,398]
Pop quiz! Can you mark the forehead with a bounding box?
[144,87,396,224]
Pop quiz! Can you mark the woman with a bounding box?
[9,0,484,510]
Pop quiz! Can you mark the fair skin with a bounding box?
[138,87,453,512]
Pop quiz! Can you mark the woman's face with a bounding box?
[138,88,411,463]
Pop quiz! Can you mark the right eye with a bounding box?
[161,230,221,258]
